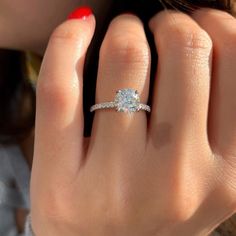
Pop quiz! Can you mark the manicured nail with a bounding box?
[67,6,93,20]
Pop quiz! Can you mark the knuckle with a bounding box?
[166,195,197,223]
[161,170,199,223]
[36,78,74,113]
[168,205,193,223]
[38,195,63,221]
[100,32,150,65]
[163,26,213,52]
[194,8,235,23]
[49,21,84,44]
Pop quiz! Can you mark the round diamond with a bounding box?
[114,88,140,113]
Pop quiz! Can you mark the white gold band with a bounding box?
[90,88,151,113]
[90,102,151,113]
[90,102,116,112]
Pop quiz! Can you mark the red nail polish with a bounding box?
[67,6,93,20]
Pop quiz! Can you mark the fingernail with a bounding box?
[67,6,93,20]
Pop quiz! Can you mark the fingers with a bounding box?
[33,15,96,182]
[148,10,213,152]
[192,9,236,158]
[89,14,151,158]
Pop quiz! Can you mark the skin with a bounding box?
[0,1,236,235]
[0,0,110,55]
[0,1,109,230]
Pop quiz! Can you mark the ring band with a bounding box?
[90,88,151,113]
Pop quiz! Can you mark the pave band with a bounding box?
[90,102,151,113]
[90,88,151,113]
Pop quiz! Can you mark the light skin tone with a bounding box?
[0,1,236,235]
[0,0,110,55]
[1,1,109,230]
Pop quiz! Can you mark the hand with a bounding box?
[31,8,236,236]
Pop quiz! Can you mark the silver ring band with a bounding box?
[90,88,151,113]
[90,102,151,112]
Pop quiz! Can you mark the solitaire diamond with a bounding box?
[90,88,151,113]
[115,88,140,113]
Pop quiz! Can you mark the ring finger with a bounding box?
[89,14,151,160]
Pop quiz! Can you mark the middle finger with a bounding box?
[148,10,213,153]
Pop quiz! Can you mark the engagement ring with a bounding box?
[90,88,151,113]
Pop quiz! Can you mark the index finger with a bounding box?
[32,10,96,186]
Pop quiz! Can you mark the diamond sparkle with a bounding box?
[114,88,140,113]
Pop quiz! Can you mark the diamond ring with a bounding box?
[90,88,151,113]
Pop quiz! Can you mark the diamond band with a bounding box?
[90,102,116,112]
[90,88,151,113]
